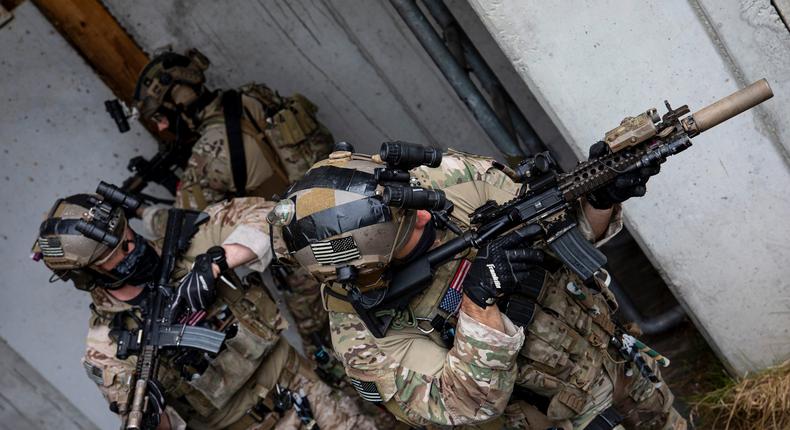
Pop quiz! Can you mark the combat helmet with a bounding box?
[33,182,142,289]
[133,48,210,120]
[270,142,445,289]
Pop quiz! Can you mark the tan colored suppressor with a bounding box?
[685,79,773,135]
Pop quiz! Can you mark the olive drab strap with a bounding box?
[222,90,248,197]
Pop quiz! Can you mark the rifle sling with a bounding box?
[222,90,247,197]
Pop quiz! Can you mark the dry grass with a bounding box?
[690,360,790,430]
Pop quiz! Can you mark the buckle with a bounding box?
[245,400,271,423]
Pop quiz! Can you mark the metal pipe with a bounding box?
[421,0,543,155]
[390,0,525,160]
[609,277,687,336]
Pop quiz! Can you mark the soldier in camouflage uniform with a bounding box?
[272,146,687,429]
[34,191,378,430]
[132,49,334,383]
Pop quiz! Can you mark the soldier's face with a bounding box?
[150,112,170,132]
[393,210,432,260]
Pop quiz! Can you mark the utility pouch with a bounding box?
[265,94,329,182]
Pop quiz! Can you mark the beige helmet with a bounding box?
[35,194,126,279]
[133,48,210,120]
[271,151,419,288]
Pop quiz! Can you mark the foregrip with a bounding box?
[685,79,773,134]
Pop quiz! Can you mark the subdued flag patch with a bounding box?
[310,236,360,265]
[350,378,383,403]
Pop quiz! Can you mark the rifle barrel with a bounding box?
[688,79,773,133]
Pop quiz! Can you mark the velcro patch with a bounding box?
[83,361,104,385]
[310,236,360,265]
[350,378,382,403]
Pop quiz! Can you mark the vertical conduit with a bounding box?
[390,0,526,162]
[420,0,544,155]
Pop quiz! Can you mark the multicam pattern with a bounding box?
[329,304,523,427]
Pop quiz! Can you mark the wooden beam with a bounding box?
[31,0,149,102]
[0,5,13,28]
[0,0,26,12]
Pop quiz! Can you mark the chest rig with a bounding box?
[95,268,285,421]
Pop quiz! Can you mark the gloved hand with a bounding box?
[143,379,166,429]
[173,253,217,313]
[463,224,546,308]
[586,141,661,209]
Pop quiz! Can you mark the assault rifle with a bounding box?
[105,98,195,204]
[120,207,225,429]
[121,142,194,203]
[353,79,773,338]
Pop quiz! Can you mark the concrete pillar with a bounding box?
[465,0,790,375]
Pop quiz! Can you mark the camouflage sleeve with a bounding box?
[415,149,521,225]
[202,197,276,272]
[420,150,623,246]
[574,201,624,246]
[330,310,523,426]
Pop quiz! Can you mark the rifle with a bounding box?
[105,98,196,204]
[351,79,773,338]
[121,142,194,203]
[120,207,226,429]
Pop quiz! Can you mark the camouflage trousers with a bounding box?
[504,352,687,430]
[249,372,379,430]
[280,274,399,430]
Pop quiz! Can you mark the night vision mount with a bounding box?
[75,181,141,248]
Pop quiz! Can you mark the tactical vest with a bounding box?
[181,86,332,210]
[90,270,292,429]
[324,242,622,427]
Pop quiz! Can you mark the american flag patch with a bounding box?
[350,378,383,403]
[439,259,471,314]
[38,237,64,257]
[310,236,361,265]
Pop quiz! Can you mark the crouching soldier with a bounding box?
[131,49,337,390]
[33,184,377,430]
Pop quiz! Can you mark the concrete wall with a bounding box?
[465,0,790,375]
[0,338,98,430]
[101,0,501,157]
[0,4,159,428]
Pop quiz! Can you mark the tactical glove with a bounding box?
[586,141,661,209]
[463,224,546,308]
[143,379,166,428]
[173,253,217,313]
